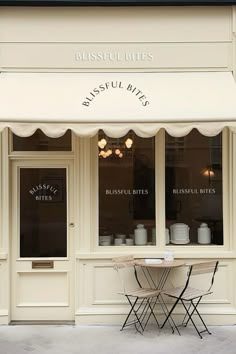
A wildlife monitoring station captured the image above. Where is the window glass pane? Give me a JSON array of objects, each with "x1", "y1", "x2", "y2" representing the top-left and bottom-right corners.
[
  {"x1": 99, "y1": 130, "x2": 155, "y2": 246},
  {"x1": 20, "y1": 168, "x2": 67, "y2": 257},
  {"x1": 13, "y1": 129, "x2": 72, "y2": 151},
  {"x1": 165, "y1": 130, "x2": 223, "y2": 246}
]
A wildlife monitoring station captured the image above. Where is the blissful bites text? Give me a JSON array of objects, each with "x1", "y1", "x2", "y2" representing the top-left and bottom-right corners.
[{"x1": 82, "y1": 81, "x2": 150, "y2": 107}]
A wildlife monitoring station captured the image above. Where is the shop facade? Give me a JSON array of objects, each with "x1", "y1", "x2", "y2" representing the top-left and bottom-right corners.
[{"x1": 0, "y1": 3, "x2": 236, "y2": 325}]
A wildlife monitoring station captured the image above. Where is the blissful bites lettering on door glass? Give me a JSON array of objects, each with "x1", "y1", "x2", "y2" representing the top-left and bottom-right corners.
[
  {"x1": 82, "y1": 81, "x2": 150, "y2": 107},
  {"x1": 29, "y1": 184, "x2": 58, "y2": 201}
]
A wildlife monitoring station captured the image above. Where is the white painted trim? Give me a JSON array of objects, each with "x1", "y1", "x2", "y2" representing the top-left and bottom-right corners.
[
  {"x1": 76, "y1": 251, "x2": 236, "y2": 259},
  {"x1": 0, "y1": 254, "x2": 8, "y2": 260},
  {"x1": 156, "y1": 129, "x2": 165, "y2": 250},
  {"x1": 233, "y1": 7, "x2": 236, "y2": 78},
  {"x1": 16, "y1": 303, "x2": 69, "y2": 308},
  {"x1": 233, "y1": 6, "x2": 236, "y2": 34},
  {"x1": 222, "y1": 129, "x2": 231, "y2": 252}
]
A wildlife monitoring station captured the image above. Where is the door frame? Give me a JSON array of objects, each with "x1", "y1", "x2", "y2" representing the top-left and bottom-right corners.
[{"x1": 10, "y1": 159, "x2": 75, "y2": 321}]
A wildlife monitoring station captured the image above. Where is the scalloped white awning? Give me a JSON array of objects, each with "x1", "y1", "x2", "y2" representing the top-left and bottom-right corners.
[{"x1": 0, "y1": 71, "x2": 236, "y2": 137}]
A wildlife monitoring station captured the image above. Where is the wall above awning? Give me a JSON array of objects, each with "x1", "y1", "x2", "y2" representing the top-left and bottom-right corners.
[{"x1": 0, "y1": 71, "x2": 236, "y2": 137}]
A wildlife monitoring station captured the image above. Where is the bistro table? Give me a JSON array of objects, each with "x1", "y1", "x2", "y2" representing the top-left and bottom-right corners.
[{"x1": 134, "y1": 259, "x2": 185, "y2": 334}]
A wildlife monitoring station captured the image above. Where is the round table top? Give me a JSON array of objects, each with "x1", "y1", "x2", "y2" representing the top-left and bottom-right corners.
[{"x1": 134, "y1": 259, "x2": 186, "y2": 268}]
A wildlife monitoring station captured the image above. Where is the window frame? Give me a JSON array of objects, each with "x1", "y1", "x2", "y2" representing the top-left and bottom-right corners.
[{"x1": 93, "y1": 128, "x2": 233, "y2": 256}]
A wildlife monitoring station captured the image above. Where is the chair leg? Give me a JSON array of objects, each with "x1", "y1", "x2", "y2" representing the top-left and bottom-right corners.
[
  {"x1": 182, "y1": 297, "x2": 201, "y2": 327},
  {"x1": 161, "y1": 297, "x2": 181, "y2": 330},
  {"x1": 189, "y1": 300, "x2": 211, "y2": 336},
  {"x1": 181, "y1": 298, "x2": 211, "y2": 336},
  {"x1": 142, "y1": 297, "x2": 160, "y2": 330},
  {"x1": 159, "y1": 294, "x2": 180, "y2": 335},
  {"x1": 181, "y1": 302, "x2": 192, "y2": 326},
  {"x1": 122, "y1": 296, "x2": 158, "y2": 334},
  {"x1": 121, "y1": 296, "x2": 144, "y2": 332},
  {"x1": 181, "y1": 299, "x2": 205, "y2": 339},
  {"x1": 134, "y1": 296, "x2": 160, "y2": 333},
  {"x1": 136, "y1": 299, "x2": 151, "y2": 332}
]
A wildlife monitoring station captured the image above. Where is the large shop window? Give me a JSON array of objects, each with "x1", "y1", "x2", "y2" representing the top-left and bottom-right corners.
[
  {"x1": 98, "y1": 131, "x2": 155, "y2": 246},
  {"x1": 165, "y1": 130, "x2": 223, "y2": 246}
]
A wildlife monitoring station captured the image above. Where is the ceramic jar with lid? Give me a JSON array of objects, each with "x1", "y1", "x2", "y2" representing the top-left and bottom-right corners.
[
  {"x1": 134, "y1": 224, "x2": 147, "y2": 246},
  {"x1": 197, "y1": 223, "x2": 211, "y2": 244},
  {"x1": 170, "y1": 223, "x2": 190, "y2": 244}
]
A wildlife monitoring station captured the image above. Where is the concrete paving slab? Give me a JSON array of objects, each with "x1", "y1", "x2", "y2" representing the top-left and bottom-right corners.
[{"x1": 0, "y1": 324, "x2": 236, "y2": 354}]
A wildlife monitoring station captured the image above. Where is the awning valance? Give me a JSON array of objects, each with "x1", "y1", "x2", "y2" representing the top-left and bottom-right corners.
[{"x1": 0, "y1": 72, "x2": 236, "y2": 137}]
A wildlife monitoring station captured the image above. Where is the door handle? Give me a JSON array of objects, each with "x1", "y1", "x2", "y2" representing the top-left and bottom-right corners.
[{"x1": 69, "y1": 222, "x2": 75, "y2": 227}]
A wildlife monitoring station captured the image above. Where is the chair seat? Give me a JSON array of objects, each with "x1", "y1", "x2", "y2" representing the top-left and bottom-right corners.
[
  {"x1": 120, "y1": 288, "x2": 161, "y2": 299},
  {"x1": 164, "y1": 286, "x2": 212, "y2": 301}
]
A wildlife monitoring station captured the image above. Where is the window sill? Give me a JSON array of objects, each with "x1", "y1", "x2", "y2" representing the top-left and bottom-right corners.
[{"x1": 76, "y1": 248, "x2": 236, "y2": 260}]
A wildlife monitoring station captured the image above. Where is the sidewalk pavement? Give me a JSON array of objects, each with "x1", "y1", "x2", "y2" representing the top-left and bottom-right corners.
[{"x1": 0, "y1": 324, "x2": 236, "y2": 354}]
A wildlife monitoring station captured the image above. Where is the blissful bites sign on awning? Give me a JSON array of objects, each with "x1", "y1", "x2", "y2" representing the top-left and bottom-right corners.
[{"x1": 82, "y1": 81, "x2": 150, "y2": 107}]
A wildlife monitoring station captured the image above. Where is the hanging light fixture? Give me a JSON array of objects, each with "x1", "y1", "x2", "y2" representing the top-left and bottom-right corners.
[
  {"x1": 201, "y1": 138, "x2": 216, "y2": 184},
  {"x1": 115, "y1": 148, "x2": 121, "y2": 155},
  {"x1": 98, "y1": 132, "x2": 134, "y2": 159},
  {"x1": 125, "y1": 138, "x2": 133, "y2": 149},
  {"x1": 98, "y1": 138, "x2": 107, "y2": 149},
  {"x1": 202, "y1": 166, "x2": 215, "y2": 185},
  {"x1": 202, "y1": 166, "x2": 215, "y2": 178}
]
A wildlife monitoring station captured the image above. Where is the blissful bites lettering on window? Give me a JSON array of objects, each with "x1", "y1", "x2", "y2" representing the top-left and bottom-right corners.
[
  {"x1": 29, "y1": 184, "x2": 58, "y2": 201},
  {"x1": 82, "y1": 81, "x2": 150, "y2": 107}
]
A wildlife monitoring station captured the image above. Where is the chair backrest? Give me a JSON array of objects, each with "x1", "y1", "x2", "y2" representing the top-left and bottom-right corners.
[
  {"x1": 186, "y1": 260, "x2": 219, "y2": 292},
  {"x1": 112, "y1": 255, "x2": 134, "y2": 270},
  {"x1": 112, "y1": 255, "x2": 137, "y2": 293}
]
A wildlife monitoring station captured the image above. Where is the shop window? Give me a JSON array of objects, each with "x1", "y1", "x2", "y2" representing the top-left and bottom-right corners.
[
  {"x1": 98, "y1": 130, "x2": 155, "y2": 246},
  {"x1": 12, "y1": 129, "x2": 72, "y2": 151},
  {"x1": 165, "y1": 130, "x2": 223, "y2": 246}
]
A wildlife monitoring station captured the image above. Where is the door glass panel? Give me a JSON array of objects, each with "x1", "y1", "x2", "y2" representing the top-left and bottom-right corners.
[{"x1": 20, "y1": 168, "x2": 67, "y2": 257}]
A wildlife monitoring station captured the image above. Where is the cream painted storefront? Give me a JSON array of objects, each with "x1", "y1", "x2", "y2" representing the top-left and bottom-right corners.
[{"x1": 0, "y1": 5, "x2": 236, "y2": 324}]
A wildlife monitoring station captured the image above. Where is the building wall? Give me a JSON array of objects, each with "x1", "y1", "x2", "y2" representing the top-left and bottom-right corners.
[
  {"x1": 0, "y1": 6, "x2": 236, "y2": 324},
  {"x1": 0, "y1": 6, "x2": 234, "y2": 72}
]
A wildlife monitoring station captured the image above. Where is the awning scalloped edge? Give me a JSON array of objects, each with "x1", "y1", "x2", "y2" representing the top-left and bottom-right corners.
[{"x1": 0, "y1": 121, "x2": 235, "y2": 138}]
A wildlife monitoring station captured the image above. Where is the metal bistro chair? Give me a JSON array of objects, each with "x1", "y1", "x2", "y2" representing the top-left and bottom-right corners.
[
  {"x1": 161, "y1": 260, "x2": 219, "y2": 338},
  {"x1": 112, "y1": 255, "x2": 161, "y2": 333}
]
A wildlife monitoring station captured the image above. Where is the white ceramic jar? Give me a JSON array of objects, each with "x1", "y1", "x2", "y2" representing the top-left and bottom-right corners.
[
  {"x1": 134, "y1": 224, "x2": 147, "y2": 246},
  {"x1": 197, "y1": 223, "x2": 211, "y2": 244}
]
